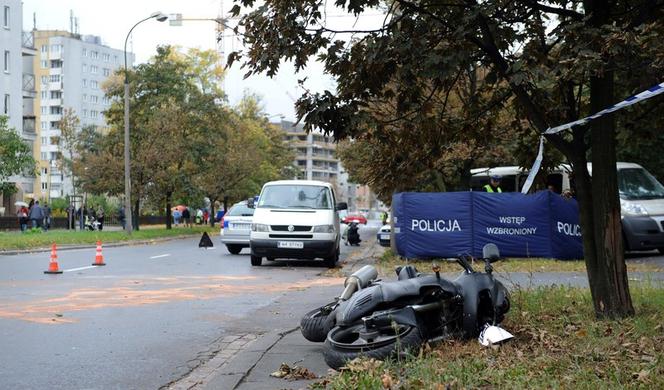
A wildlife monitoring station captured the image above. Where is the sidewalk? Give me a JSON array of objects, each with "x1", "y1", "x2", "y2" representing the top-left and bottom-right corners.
[{"x1": 161, "y1": 241, "x2": 385, "y2": 390}]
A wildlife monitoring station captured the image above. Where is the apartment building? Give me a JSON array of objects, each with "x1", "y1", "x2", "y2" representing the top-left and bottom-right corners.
[
  {"x1": 279, "y1": 120, "x2": 339, "y2": 182},
  {"x1": 32, "y1": 30, "x2": 129, "y2": 200},
  {"x1": 0, "y1": 0, "x2": 37, "y2": 215}
]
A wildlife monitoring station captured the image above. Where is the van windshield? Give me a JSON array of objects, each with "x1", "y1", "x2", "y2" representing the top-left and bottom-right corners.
[
  {"x1": 618, "y1": 168, "x2": 664, "y2": 200},
  {"x1": 258, "y1": 185, "x2": 333, "y2": 210}
]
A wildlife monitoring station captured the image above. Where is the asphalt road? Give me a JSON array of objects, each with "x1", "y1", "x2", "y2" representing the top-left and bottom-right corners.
[{"x1": 0, "y1": 224, "x2": 378, "y2": 390}]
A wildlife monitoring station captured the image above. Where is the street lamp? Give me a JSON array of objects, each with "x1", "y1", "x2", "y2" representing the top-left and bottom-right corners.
[{"x1": 123, "y1": 11, "x2": 168, "y2": 234}]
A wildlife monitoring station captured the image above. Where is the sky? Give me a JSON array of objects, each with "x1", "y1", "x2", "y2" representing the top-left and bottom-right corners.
[{"x1": 22, "y1": 0, "x2": 385, "y2": 122}]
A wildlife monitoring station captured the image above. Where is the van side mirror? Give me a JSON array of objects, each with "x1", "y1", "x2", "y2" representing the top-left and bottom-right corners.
[
  {"x1": 247, "y1": 198, "x2": 255, "y2": 209},
  {"x1": 335, "y1": 202, "x2": 347, "y2": 211}
]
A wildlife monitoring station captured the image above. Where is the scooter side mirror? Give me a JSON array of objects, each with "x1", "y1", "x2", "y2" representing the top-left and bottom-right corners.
[{"x1": 482, "y1": 243, "x2": 500, "y2": 261}]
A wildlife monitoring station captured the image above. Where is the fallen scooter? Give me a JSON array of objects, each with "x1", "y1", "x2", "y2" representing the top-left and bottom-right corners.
[{"x1": 300, "y1": 243, "x2": 512, "y2": 370}]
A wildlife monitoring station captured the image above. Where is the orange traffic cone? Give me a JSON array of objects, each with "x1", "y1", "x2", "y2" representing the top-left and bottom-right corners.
[
  {"x1": 92, "y1": 240, "x2": 106, "y2": 266},
  {"x1": 44, "y1": 243, "x2": 63, "y2": 274}
]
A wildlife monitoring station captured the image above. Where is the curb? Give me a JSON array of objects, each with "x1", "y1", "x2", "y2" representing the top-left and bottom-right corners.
[{"x1": 0, "y1": 233, "x2": 203, "y2": 256}]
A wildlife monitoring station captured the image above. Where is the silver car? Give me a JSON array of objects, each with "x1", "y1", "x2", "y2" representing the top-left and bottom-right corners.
[{"x1": 220, "y1": 201, "x2": 254, "y2": 254}]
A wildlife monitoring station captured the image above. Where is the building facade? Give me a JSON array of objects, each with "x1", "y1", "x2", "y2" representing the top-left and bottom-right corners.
[
  {"x1": 31, "y1": 30, "x2": 129, "y2": 200},
  {"x1": 0, "y1": 0, "x2": 37, "y2": 215},
  {"x1": 279, "y1": 120, "x2": 339, "y2": 183}
]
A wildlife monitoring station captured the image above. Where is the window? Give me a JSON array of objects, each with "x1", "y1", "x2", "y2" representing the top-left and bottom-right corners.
[
  {"x1": 3, "y1": 50, "x2": 9, "y2": 72},
  {"x1": 42, "y1": 168, "x2": 48, "y2": 175},
  {"x1": 90, "y1": 80, "x2": 98, "y2": 89},
  {"x1": 103, "y1": 68, "x2": 110, "y2": 76},
  {"x1": 50, "y1": 121, "x2": 58, "y2": 129},
  {"x1": 49, "y1": 74, "x2": 60, "y2": 82},
  {"x1": 90, "y1": 65, "x2": 98, "y2": 74},
  {"x1": 41, "y1": 60, "x2": 48, "y2": 68},
  {"x1": 82, "y1": 48, "x2": 87, "y2": 57},
  {"x1": 3, "y1": 94, "x2": 8, "y2": 114},
  {"x1": 82, "y1": 64, "x2": 87, "y2": 73},
  {"x1": 82, "y1": 79, "x2": 87, "y2": 87},
  {"x1": 40, "y1": 106, "x2": 47, "y2": 114},
  {"x1": 90, "y1": 95, "x2": 98, "y2": 104},
  {"x1": 90, "y1": 110, "x2": 98, "y2": 118},
  {"x1": 41, "y1": 152, "x2": 48, "y2": 160},
  {"x1": 3, "y1": 6, "x2": 9, "y2": 28},
  {"x1": 102, "y1": 53, "x2": 110, "y2": 62},
  {"x1": 50, "y1": 106, "x2": 62, "y2": 115},
  {"x1": 114, "y1": 55, "x2": 118, "y2": 63},
  {"x1": 41, "y1": 75, "x2": 48, "y2": 84},
  {"x1": 102, "y1": 96, "x2": 110, "y2": 105},
  {"x1": 82, "y1": 109, "x2": 88, "y2": 117},
  {"x1": 50, "y1": 91, "x2": 61, "y2": 99},
  {"x1": 82, "y1": 93, "x2": 87, "y2": 102},
  {"x1": 41, "y1": 121, "x2": 47, "y2": 130},
  {"x1": 41, "y1": 45, "x2": 47, "y2": 53},
  {"x1": 50, "y1": 60, "x2": 62, "y2": 68},
  {"x1": 50, "y1": 44, "x2": 60, "y2": 52},
  {"x1": 41, "y1": 137, "x2": 47, "y2": 145},
  {"x1": 91, "y1": 51, "x2": 98, "y2": 59},
  {"x1": 41, "y1": 182, "x2": 48, "y2": 191},
  {"x1": 40, "y1": 91, "x2": 47, "y2": 99}
]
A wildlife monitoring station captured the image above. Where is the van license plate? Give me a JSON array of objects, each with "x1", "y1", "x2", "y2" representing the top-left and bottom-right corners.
[
  {"x1": 380, "y1": 234, "x2": 390, "y2": 240},
  {"x1": 278, "y1": 241, "x2": 304, "y2": 249}
]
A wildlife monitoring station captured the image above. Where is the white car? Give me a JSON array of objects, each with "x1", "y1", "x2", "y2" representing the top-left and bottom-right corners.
[
  {"x1": 377, "y1": 224, "x2": 391, "y2": 247},
  {"x1": 220, "y1": 201, "x2": 254, "y2": 254}
]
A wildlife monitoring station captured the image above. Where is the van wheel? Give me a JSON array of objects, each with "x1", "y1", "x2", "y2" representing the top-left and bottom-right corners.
[
  {"x1": 251, "y1": 256, "x2": 262, "y2": 266},
  {"x1": 324, "y1": 248, "x2": 339, "y2": 268}
]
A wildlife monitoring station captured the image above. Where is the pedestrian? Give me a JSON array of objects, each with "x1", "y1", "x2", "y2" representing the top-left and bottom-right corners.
[
  {"x1": 203, "y1": 209, "x2": 209, "y2": 225},
  {"x1": 118, "y1": 206, "x2": 126, "y2": 230},
  {"x1": 182, "y1": 207, "x2": 191, "y2": 227},
  {"x1": 195, "y1": 209, "x2": 203, "y2": 225},
  {"x1": 173, "y1": 208, "x2": 181, "y2": 226},
  {"x1": 43, "y1": 202, "x2": 52, "y2": 231},
  {"x1": 97, "y1": 206, "x2": 105, "y2": 231},
  {"x1": 17, "y1": 205, "x2": 28, "y2": 232},
  {"x1": 28, "y1": 200, "x2": 44, "y2": 229},
  {"x1": 215, "y1": 209, "x2": 225, "y2": 223},
  {"x1": 381, "y1": 211, "x2": 388, "y2": 226},
  {"x1": 483, "y1": 175, "x2": 503, "y2": 193}
]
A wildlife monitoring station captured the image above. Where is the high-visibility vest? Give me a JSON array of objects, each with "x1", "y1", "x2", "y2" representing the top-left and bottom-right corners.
[{"x1": 484, "y1": 184, "x2": 502, "y2": 193}]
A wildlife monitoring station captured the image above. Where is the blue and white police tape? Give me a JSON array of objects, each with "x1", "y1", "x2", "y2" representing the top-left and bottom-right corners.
[{"x1": 521, "y1": 81, "x2": 664, "y2": 194}]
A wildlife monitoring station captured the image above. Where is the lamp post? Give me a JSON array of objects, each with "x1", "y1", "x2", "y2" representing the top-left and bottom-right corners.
[{"x1": 123, "y1": 11, "x2": 168, "y2": 234}]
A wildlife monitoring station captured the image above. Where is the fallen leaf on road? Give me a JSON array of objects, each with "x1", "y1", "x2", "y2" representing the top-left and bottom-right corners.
[{"x1": 270, "y1": 362, "x2": 317, "y2": 381}]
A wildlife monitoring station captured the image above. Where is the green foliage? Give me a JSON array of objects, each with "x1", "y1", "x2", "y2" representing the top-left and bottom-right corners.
[{"x1": 0, "y1": 116, "x2": 36, "y2": 194}]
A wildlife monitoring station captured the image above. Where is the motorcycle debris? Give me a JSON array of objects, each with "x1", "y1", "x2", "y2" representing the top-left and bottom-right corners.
[
  {"x1": 478, "y1": 324, "x2": 514, "y2": 347},
  {"x1": 269, "y1": 362, "x2": 317, "y2": 381}
]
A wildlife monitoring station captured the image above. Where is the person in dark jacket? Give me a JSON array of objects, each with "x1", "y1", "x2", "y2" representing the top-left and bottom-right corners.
[{"x1": 28, "y1": 201, "x2": 44, "y2": 229}]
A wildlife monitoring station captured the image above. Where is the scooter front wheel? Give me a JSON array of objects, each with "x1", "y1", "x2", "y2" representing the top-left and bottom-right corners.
[
  {"x1": 300, "y1": 304, "x2": 336, "y2": 342},
  {"x1": 323, "y1": 323, "x2": 422, "y2": 370}
]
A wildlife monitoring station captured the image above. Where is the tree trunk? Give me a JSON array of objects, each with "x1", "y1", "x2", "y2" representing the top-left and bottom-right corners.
[
  {"x1": 585, "y1": 71, "x2": 634, "y2": 318},
  {"x1": 165, "y1": 191, "x2": 172, "y2": 230},
  {"x1": 209, "y1": 197, "x2": 216, "y2": 227},
  {"x1": 579, "y1": 0, "x2": 634, "y2": 318},
  {"x1": 223, "y1": 196, "x2": 229, "y2": 212}
]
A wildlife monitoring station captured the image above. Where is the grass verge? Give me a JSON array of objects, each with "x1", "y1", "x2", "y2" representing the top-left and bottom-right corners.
[
  {"x1": 313, "y1": 282, "x2": 664, "y2": 389},
  {"x1": 0, "y1": 226, "x2": 216, "y2": 251},
  {"x1": 377, "y1": 249, "x2": 664, "y2": 274}
]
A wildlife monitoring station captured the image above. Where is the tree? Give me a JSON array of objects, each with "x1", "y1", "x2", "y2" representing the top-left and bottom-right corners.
[
  {"x1": 230, "y1": 0, "x2": 664, "y2": 318},
  {"x1": 0, "y1": 116, "x2": 36, "y2": 195},
  {"x1": 56, "y1": 108, "x2": 81, "y2": 195}
]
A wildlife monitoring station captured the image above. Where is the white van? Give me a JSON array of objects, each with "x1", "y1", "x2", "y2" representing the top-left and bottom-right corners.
[
  {"x1": 471, "y1": 162, "x2": 664, "y2": 252},
  {"x1": 248, "y1": 180, "x2": 347, "y2": 267}
]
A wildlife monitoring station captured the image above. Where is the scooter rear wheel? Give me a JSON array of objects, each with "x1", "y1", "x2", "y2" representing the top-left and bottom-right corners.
[{"x1": 323, "y1": 323, "x2": 422, "y2": 370}]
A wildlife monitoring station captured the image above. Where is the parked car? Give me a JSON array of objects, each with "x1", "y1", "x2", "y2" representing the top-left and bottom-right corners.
[
  {"x1": 376, "y1": 224, "x2": 391, "y2": 247},
  {"x1": 248, "y1": 180, "x2": 347, "y2": 267},
  {"x1": 342, "y1": 214, "x2": 367, "y2": 225},
  {"x1": 220, "y1": 201, "x2": 255, "y2": 254}
]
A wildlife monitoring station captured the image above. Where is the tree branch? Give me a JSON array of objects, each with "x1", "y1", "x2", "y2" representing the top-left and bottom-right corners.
[{"x1": 520, "y1": 0, "x2": 585, "y2": 20}]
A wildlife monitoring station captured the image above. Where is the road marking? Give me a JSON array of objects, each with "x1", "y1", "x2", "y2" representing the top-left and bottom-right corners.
[
  {"x1": 63, "y1": 266, "x2": 97, "y2": 273},
  {"x1": 150, "y1": 254, "x2": 171, "y2": 259}
]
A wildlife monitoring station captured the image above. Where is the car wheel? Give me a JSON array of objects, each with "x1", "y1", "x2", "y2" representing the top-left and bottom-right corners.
[
  {"x1": 226, "y1": 245, "x2": 242, "y2": 255},
  {"x1": 324, "y1": 247, "x2": 339, "y2": 268},
  {"x1": 250, "y1": 255, "x2": 262, "y2": 266}
]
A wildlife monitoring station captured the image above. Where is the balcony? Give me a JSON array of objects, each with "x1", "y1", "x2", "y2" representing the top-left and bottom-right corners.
[
  {"x1": 22, "y1": 73, "x2": 36, "y2": 98},
  {"x1": 22, "y1": 32, "x2": 37, "y2": 56},
  {"x1": 22, "y1": 117, "x2": 36, "y2": 135},
  {"x1": 48, "y1": 81, "x2": 63, "y2": 91}
]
